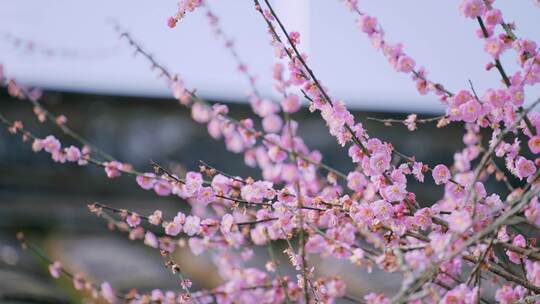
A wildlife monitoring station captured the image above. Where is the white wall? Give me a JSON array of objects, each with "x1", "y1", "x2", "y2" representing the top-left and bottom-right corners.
[{"x1": 1, "y1": 1, "x2": 538, "y2": 113}]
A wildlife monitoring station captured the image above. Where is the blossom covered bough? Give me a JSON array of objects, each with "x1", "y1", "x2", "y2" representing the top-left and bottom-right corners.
[{"x1": 2, "y1": 0, "x2": 540, "y2": 303}]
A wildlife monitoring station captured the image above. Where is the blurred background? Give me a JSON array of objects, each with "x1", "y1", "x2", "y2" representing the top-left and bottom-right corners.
[{"x1": 1, "y1": 1, "x2": 539, "y2": 303}]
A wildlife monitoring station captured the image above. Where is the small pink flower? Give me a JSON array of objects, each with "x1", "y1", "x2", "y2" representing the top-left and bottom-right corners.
[
  {"x1": 459, "y1": 0, "x2": 485, "y2": 18},
  {"x1": 372, "y1": 200, "x2": 394, "y2": 220},
  {"x1": 184, "y1": 215, "x2": 201, "y2": 236},
  {"x1": 484, "y1": 37, "x2": 504, "y2": 58},
  {"x1": 43, "y1": 135, "x2": 61, "y2": 153},
  {"x1": 282, "y1": 94, "x2": 301, "y2": 113},
  {"x1": 483, "y1": 9, "x2": 503, "y2": 27},
  {"x1": 404, "y1": 250, "x2": 428, "y2": 273},
  {"x1": 241, "y1": 181, "x2": 274, "y2": 203},
  {"x1": 73, "y1": 273, "x2": 84, "y2": 290},
  {"x1": 412, "y1": 162, "x2": 425, "y2": 182},
  {"x1": 100, "y1": 282, "x2": 116, "y2": 303},
  {"x1": 180, "y1": 278, "x2": 192, "y2": 290},
  {"x1": 498, "y1": 226, "x2": 511, "y2": 242},
  {"x1": 368, "y1": 152, "x2": 391, "y2": 175},
  {"x1": 525, "y1": 260, "x2": 540, "y2": 286},
  {"x1": 305, "y1": 234, "x2": 326, "y2": 253},
  {"x1": 136, "y1": 173, "x2": 156, "y2": 190},
  {"x1": 525, "y1": 197, "x2": 540, "y2": 227},
  {"x1": 347, "y1": 171, "x2": 367, "y2": 192},
  {"x1": 357, "y1": 15, "x2": 378, "y2": 34},
  {"x1": 396, "y1": 55, "x2": 415, "y2": 73},
  {"x1": 104, "y1": 161, "x2": 123, "y2": 178},
  {"x1": 188, "y1": 237, "x2": 205, "y2": 255},
  {"x1": 515, "y1": 156, "x2": 536, "y2": 180},
  {"x1": 126, "y1": 213, "x2": 141, "y2": 228},
  {"x1": 48, "y1": 261, "x2": 62, "y2": 279},
  {"x1": 78, "y1": 146, "x2": 90, "y2": 166},
  {"x1": 220, "y1": 214, "x2": 234, "y2": 234},
  {"x1": 148, "y1": 210, "x2": 162, "y2": 225},
  {"x1": 507, "y1": 234, "x2": 526, "y2": 263},
  {"x1": 32, "y1": 139, "x2": 44, "y2": 152},
  {"x1": 164, "y1": 221, "x2": 182, "y2": 236},
  {"x1": 167, "y1": 17, "x2": 177, "y2": 28},
  {"x1": 364, "y1": 293, "x2": 390, "y2": 304},
  {"x1": 252, "y1": 99, "x2": 278, "y2": 117},
  {"x1": 250, "y1": 225, "x2": 267, "y2": 245},
  {"x1": 459, "y1": 99, "x2": 482, "y2": 122},
  {"x1": 447, "y1": 210, "x2": 471, "y2": 233},
  {"x1": 495, "y1": 285, "x2": 526, "y2": 304},
  {"x1": 432, "y1": 164, "x2": 451, "y2": 185},
  {"x1": 211, "y1": 174, "x2": 232, "y2": 193},
  {"x1": 289, "y1": 31, "x2": 300, "y2": 45},
  {"x1": 184, "y1": 171, "x2": 203, "y2": 197},
  {"x1": 262, "y1": 114, "x2": 283, "y2": 133},
  {"x1": 191, "y1": 103, "x2": 212, "y2": 123},
  {"x1": 325, "y1": 278, "x2": 346, "y2": 298},
  {"x1": 380, "y1": 183, "x2": 407, "y2": 202},
  {"x1": 430, "y1": 233, "x2": 451, "y2": 257},
  {"x1": 196, "y1": 186, "x2": 215, "y2": 205},
  {"x1": 51, "y1": 150, "x2": 66, "y2": 163},
  {"x1": 320, "y1": 209, "x2": 338, "y2": 228},
  {"x1": 171, "y1": 79, "x2": 187, "y2": 102},
  {"x1": 413, "y1": 208, "x2": 432, "y2": 230},
  {"x1": 513, "y1": 38, "x2": 538, "y2": 55},
  {"x1": 65, "y1": 146, "x2": 81, "y2": 162},
  {"x1": 404, "y1": 113, "x2": 418, "y2": 131},
  {"x1": 350, "y1": 248, "x2": 365, "y2": 264},
  {"x1": 151, "y1": 289, "x2": 164, "y2": 302},
  {"x1": 144, "y1": 231, "x2": 159, "y2": 248},
  {"x1": 153, "y1": 179, "x2": 172, "y2": 196},
  {"x1": 508, "y1": 85, "x2": 524, "y2": 106},
  {"x1": 173, "y1": 212, "x2": 186, "y2": 225},
  {"x1": 441, "y1": 284, "x2": 478, "y2": 304},
  {"x1": 528, "y1": 136, "x2": 540, "y2": 154}
]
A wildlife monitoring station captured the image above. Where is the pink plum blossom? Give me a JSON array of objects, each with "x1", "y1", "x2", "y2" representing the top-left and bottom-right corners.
[
  {"x1": 100, "y1": 282, "x2": 116, "y2": 303},
  {"x1": 368, "y1": 152, "x2": 391, "y2": 175},
  {"x1": 459, "y1": 0, "x2": 485, "y2": 18},
  {"x1": 484, "y1": 9, "x2": 503, "y2": 27},
  {"x1": 164, "y1": 221, "x2": 182, "y2": 236},
  {"x1": 432, "y1": 164, "x2": 451, "y2": 185},
  {"x1": 528, "y1": 135, "x2": 540, "y2": 154},
  {"x1": 136, "y1": 173, "x2": 156, "y2": 190},
  {"x1": 43, "y1": 135, "x2": 61, "y2": 153},
  {"x1": 220, "y1": 214, "x2": 234, "y2": 234},
  {"x1": 144, "y1": 231, "x2": 159, "y2": 248},
  {"x1": 495, "y1": 285, "x2": 526, "y2": 304},
  {"x1": 167, "y1": 17, "x2": 177, "y2": 28},
  {"x1": 148, "y1": 210, "x2": 162, "y2": 225},
  {"x1": 507, "y1": 234, "x2": 526, "y2": 264},
  {"x1": 153, "y1": 179, "x2": 172, "y2": 196},
  {"x1": 183, "y1": 215, "x2": 201, "y2": 236},
  {"x1": 65, "y1": 146, "x2": 81, "y2": 162},
  {"x1": 126, "y1": 213, "x2": 141, "y2": 228},
  {"x1": 515, "y1": 156, "x2": 536, "y2": 180},
  {"x1": 396, "y1": 55, "x2": 415, "y2": 73},
  {"x1": 447, "y1": 210, "x2": 472, "y2": 233},
  {"x1": 357, "y1": 15, "x2": 378, "y2": 34},
  {"x1": 48, "y1": 261, "x2": 62, "y2": 279},
  {"x1": 282, "y1": 94, "x2": 301, "y2": 113},
  {"x1": 104, "y1": 161, "x2": 124, "y2": 178}
]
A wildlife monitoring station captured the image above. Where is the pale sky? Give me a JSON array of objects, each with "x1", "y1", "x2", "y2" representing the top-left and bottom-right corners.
[{"x1": 1, "y1": 1, "x2": 539, "y2": 113}]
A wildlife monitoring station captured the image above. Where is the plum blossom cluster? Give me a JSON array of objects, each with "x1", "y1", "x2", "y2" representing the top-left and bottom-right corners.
[
  {"x1": 3, "y1": 0, "x2": 540, "y2": 303},
  {"x1": 167, "y1": 0, "x2": 204, "y2": 28},
  {"x1": 342, "y1": 0, "x2": 452, "y2": 99}
]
